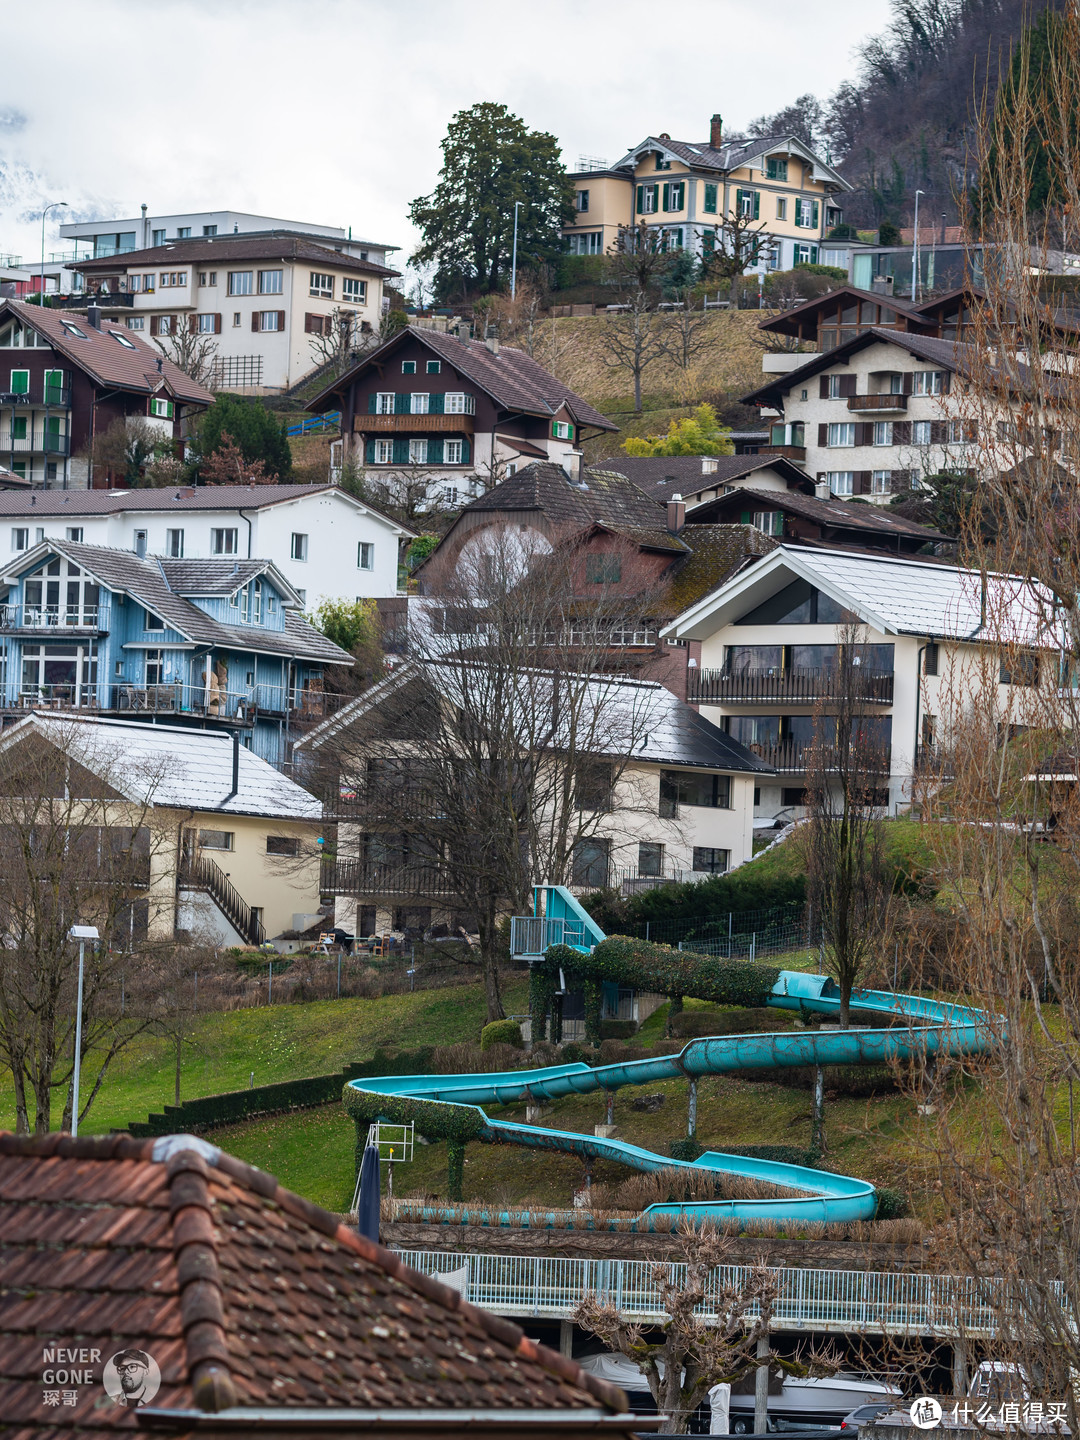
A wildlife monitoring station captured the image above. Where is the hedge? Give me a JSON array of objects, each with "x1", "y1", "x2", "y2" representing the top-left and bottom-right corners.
[
  {"x1": 340, "y1": 1082, "x2": 487, "y2": 1145},
  {"x1": 480, "y1": 1019, "x2": 523, "y2": 1051},
  {"x1": 126, "y1": 1046, "x2": 436, "y2": 1136}
]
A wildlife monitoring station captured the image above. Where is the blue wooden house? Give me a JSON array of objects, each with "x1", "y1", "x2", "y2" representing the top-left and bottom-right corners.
[{"x1": 0, "y1": 540, "x2": 352, "y2": 768}]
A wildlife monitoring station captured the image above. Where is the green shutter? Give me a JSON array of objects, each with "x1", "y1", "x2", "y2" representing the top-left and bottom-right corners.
[
  {"x1": 365, "y1": 439, "x2": 376, "y2": 463},
  {"x1": 636, "y1": 184, "x2": 644, "y2": 214},
  {"x1": 662, "y1": 182, "x2": 670, "y2": 212},
  {"x1": 753, "y1": 191, "x2": 760, "y2": 220},
  {"x1": 811, "y1": 246, "x2": 819, "y2": 264},
  {"x1": 429, "y1": 392, "x2": 444, "y2": 414},
  {"x1": 429, "y1": 437, "x2": 444, "y2": 464},
  {"x1": 461, "y1": 437, "x2": 471, "y2": 464},
  {"x1": 395, "y1": 392, "x2": 409, "y2": 414},
  {"x1": 367, "y1": 393, "x2": 377, "y2": 414},
  {"x1": 10, "y1": 370, "x2": 28, "y2": 395},
  {"x1": 704, "y1": 183, "x2": 717, "y2": 213},
  {"x1": 812, "y1": 200, "x2": 820, "y2": 228},
  {"x1": 794, "y1": 198, "x2": 802, "y2": 226},
  {"x1": 740, "y1": 510, "x2": 751, "y2": 524},
  {"x1": 392, "y1": 437, "x2": 409, "y2": 464}
]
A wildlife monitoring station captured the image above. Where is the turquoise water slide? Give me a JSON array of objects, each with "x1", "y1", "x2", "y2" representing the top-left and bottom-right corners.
[{"x1": 349, "y1": 897, "x2": 998, "y2": 1226}]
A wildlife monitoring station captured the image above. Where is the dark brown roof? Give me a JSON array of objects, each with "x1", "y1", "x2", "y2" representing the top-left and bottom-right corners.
[
  {"x1": 72, "y1": 236, "x2": 398, "y2": 281},
  {"x1": 463, "y1": 462, "x2": 667, "y2": 530},
  {"x1": 308, "y1": 326, "x2": 617, "y2": 432},
  {"x1": 2, "y1": 301, "x2": 213, "y2": 407},
  {"x1": 0, "y1": 1131, "x2": 633, "y2": 1436},
  {"x1": 695, "y1": 486, "x2": 948, "y2": 541},
  {"x1": 607, "y1": 454, "x2": 813, "y2": 500},
  {"x1": 742, "y1": 328, "x2": 971, "y2": 409},
  {"x1": 757, "y1": 285, "x2": 933, "y2": 339},
  {"x1": 664, "y1": 524, "x2": 776, "y2": 612}
]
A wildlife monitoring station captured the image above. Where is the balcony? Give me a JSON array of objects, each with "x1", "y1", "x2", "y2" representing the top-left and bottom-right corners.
[
  {"x1": 356, "y1": 413, "x2": 475, "y2": 434},
  {"x1": 0, "y1": 602, "x2": 109, "y2": 633},
  {"x1": 761, "y1": 445, "x2": 806, "y2": 462},
  {"x1": 847, "y1": 394, "x2": 907, "y2": 413},
  {"x1": 747, "y1": 741, "x2": 892, "y2": 774},
  {"x1": 64, "y1": 292, "x2": 134, "y2": 309},
  {"x1": 0, "y1": 679, "x2": 346, "y2": 722},
  {"x1": 689, "y1": 666, "x2": 894, "y2": 706},
  {"x1": 319, "y1": 857, "x2": 460, "y2": 898},
  {"x1": 43, "y1": 432, "x2": 71, "y2": 456}
]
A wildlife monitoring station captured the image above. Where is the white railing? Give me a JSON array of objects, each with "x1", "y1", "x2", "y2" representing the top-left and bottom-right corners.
[
  {"x1": 393, "y1": 1250, "x2": 1063, "y2": 1338},
  {"x1": 509, "y1": 915, "x2": 587, "y2": 958}
]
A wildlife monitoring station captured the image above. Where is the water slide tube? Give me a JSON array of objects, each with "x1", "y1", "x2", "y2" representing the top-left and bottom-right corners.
[{"x1": 348, "y1": 911, "x2": 999, "y2": 1227}]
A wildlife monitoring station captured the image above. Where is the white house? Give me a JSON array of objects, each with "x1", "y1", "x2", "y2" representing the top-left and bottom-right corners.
[
  {"x1": 663, "y1": 544, "x2": 1050, "y2": 823},
  {"x1": 0, "y1": 483, "x2": 412, "y2": 609}
]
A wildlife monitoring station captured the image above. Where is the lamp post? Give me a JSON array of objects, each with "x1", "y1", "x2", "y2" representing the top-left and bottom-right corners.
[
  {"x1": 910, "y1": 190, "x2": 925, "y2": 302},
  {"x1": 68, "y1": 924, "x2": 100, "y2": 1136},
  {"x1": 510, "y1": 200, "x2": 522, "y2": 300},
  {"x1": 40, "y1": 202, "x2": 68, "y2": 309}
]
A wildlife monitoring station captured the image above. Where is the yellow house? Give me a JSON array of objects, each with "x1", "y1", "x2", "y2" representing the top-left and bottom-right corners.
[{"x1": 565, "y1": 115, "x2": 852, "y2": 272}]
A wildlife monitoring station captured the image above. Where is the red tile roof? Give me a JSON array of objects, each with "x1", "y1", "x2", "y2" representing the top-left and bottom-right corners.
[
  {"x1": 2, "y1": 301, "x2": 214, "y2": 407},
  {"x1": 0, "y1": 1132, "x2": 636, "y2": 1439}
]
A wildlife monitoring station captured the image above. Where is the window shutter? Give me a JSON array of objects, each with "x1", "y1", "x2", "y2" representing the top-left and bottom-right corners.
[
  {"x1": 839, "y1": 375, "x2": 857, "y2": 397},
  {"x1": 740, "y1": 509, "x2": 751, "y2": 524},
  {"x1": 902, "y1": 372, "x2": 914, "y2": 394},
  {"x1": 856, "y1": 471, "x2": 872, "y2": 494},
  {"x1": 941, "y1": 371, "x2": 952, "y2": 393},
  {"x1": 251, "y1": 312, "x2": 260, "y2": 332},
  {"x1": 150, "y1": 316, "x2": 160, "y2": 337},
  {"x1": 812, "y1": 201, "x2": 820, "y2": 228},
  {"x1": 392, "y1": 437, "x2": 409, "y2": 465},
  {"x1": 277, "y1": 311, "x2": 286, "y2": 332},
  {"x1": 429, "y1": 392, "x2": 444, "y2": 414},
  {"x1": 187, "y1": 315, "x2": 197, "y2": 334},
  {"x1": 364, "y1": 439, "x2": 375, "y2": 463},
  {"x1": 858, "y1": 423, "x2": 874, "y2": 445},
  {"x1": 395, "y1": 392, "x2": 409, "y2": 414},
  {"x1": 819, "y1": 376, "x2": 829, "y2": 400},
  {"x1": 214, "y1": 313, "x2": 222, "y2": 334},
  {"x1": 636, "y1": 184, "x2": 644, "y2": 214},
  {"x1": 461, "y1": 437, "x2": 471, "y2": 464},
  {"x1": 305, "y1": 313, "x2": 317, "y2": 334},
  {"x1": 368, "y1": 393, "x2": 377, "y2": 414},
  {"x1": 930, "y1": 420, "x2": 947, "y2": 444},
  {"x1": 795, "y1": 198, "x2": 802, "y2": 226},
  {"x1": 818, "y1": 423, "x2": 828, "y2": 446},
  {"x1": 894, "y1": 421, "x2": 911, "y2": 443},
  {"x1": 753, "y1": 191, "x2": 760, "y2": 220},
  {"x1": 429, "y1": 437, "x2": 444, "y2": 464},
  {"x1": 662, "y1": 182, "x2": 670, "y2": 211},
  {"x1": 676, "y1": 182, "x2": 684, "y2": 208}
]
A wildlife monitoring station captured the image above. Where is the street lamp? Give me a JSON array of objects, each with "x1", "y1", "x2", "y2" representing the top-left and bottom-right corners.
[
  {"x1": 40, "y1": 202, "x2": 69, "y2": 310},
  {"x1": 910, "y1": 190, "x2": 925, "y2": 302},
  {"x1": 68, "y1": 924, "x2": 99, "y2": 1136},
  {"x1": 510, "y1": 200, "x2": 522, "y2": 300}
]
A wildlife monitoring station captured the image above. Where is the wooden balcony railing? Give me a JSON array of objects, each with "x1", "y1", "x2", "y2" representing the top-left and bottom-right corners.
[
  {"x1": 354, "y1": 414, "x2": 475, "y2": 434},
  {"x1": 847, "y1": 393, "x2": 908, "y2": 412}
]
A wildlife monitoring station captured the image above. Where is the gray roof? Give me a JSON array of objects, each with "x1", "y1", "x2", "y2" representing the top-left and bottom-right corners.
[
  {"x1": 159, "y1": 557, "x2": 282, "y2": 598},
  {"x1": 608, "y1": 454, "x2": 812, "y2": 500},
  {"x1": 700, "y1": 486, "x2": 947, "y2": 541},
  {"x1": 1, "y1": 713, "x2": 321, "y2": 819},
  {"x1": 617, "y1": 132, "x2": 850, "y2": 189},
  {"x1": 0, "y1": 540, "x2": 352, "y2": 666}
]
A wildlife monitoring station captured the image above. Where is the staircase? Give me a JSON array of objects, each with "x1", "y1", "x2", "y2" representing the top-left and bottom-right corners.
[{"x1": 179, "y1": 854, "x2": 265, "y2": 947}]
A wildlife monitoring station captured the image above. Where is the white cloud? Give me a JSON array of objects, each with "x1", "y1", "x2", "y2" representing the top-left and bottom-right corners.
[{"x1": 0, "y1": 0, "x2": 891, "y2": 265}]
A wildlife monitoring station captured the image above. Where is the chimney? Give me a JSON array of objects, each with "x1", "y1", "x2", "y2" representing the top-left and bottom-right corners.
[
  {"x1": 485, "y1": 325, "x2": 499, "y2": 356},
  {"x1": 710, "y1": 113, "x2": 723, "y2": 148},
  {"x1": 86, "y1": 304, "x2": 101, "y2": 330},
  {"x1": 815, "y1": 480, "x2": 831, "y2": 501},
  {"x1": 871, "y1": 274, "x2": 894, "y2": 296},
  {"x1": 667, "y1": 493, "x2": 686, "y2": 534},
  {"x1": 563, "y1": 451, "x2": 583, "y2": 484}
]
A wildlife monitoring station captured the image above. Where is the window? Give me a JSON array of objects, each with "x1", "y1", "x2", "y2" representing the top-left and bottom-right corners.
[
  {"x1": 781, "y1": 788, "x2": 808, "y2": 807},
  {"x1": 232, "y1": 313, "x2": 241, "y2": 326},
  {"x1": 575, "y1": 763, "x2": 613, "y2": 813},
  {"x1": 133, "y1": 529, "x2": 147, "y2": 557},
  {"x1": 552, "y1": 420, "x2": 573, "y2": 440},
  {"x1": 703, "y1": 182, "x2": 718, "y2": 213},
  {"x1": 765, "y1": 156, "x2": 789, "y2": 181},
  {"x1": 127, "y1": 316, "x2": 145, "y2": 330},
  {"x1": 445, "y1": 392, "x2": 474, "y2": 414},
  {"x1": 258, "y1": 269, "x2": 283, "y2": 294},
  {"x1": 309, "y1": 272, "x2": 333, "y2": 298},
  {"x1": 638, "y1": 842, "x2": 664, "y2": 878},
  {"x1": 948, "y1": 418, "x2": 977, "y2": 444},
  {"x1": 9, "y1": 369, "x2": 28, "y2": 395},
  {"x1": 152, "y1": 229, "x2": 166, "y2": 246},
  {"x1": 586, "y1": 554, "x2": 621, "y2": 584},
  {"x1": 752, "y1": 510, "x2": 784, "y2": 536},
  {"x1": 443, "y1": 486, "x2": 459, "y2": 505},
  {"x1": 737, "y1": 188, "x2": 759, "y2": 218},
  {"x1": 794, "y1": 198, "x2": 820, "y2": 229},
  {"x1": 145, "y1": 649, "x2": 164, "y2": 685},
  {"x1": 150, "y1": 398, "x2": 174, "y2": 419},
  {"x1": 61, "y1": 322, "x2": 86, "y2": 339},
  {"x1": 211, "y1": 527, "x2": 238, "y2": 555},
  {"x1": 426, "y1": 359, "x2": 441, "y2": 374},
  {"x1": 444, "y1": 439, "x2": 463, "y2": 464},
  {"x1": 912, "y1": 370, "x2": 945, "y2": 396},
  {"x1": 66, "y1": 527, "x2": 84, "y2": 543},
  {"x1": 177, "y1": 227, "x2": 191, "y2": 239},
  {"x1": 913, "y1": 420, "x2": 933, "y2": 445},
  {"x1": 166, "y1": 528, "x2": 184, "y2": 558},
  {"x1": 576, "y1": 189, "x2": 590, "y2": 212},
  {"x1": 793, "y1": 242, "x2": 818, "y2": 264},
  {"x1": 376, "y1": 392, "x2": 395, "y2": 414},
  {"x1": 197, "y1": 313, "x2": 217, "y2": 333},
  {"x1": 410, "y1": 393, "x2": 429, "y2": 413},
  {"x1": 227, "y1": 271, "x2": 253, "y2": 296},
  {"x1": 571, "y1": 837, "x2": 610, "y2": 889},
  {"x1": 827, "y1": 423, "x2": 855, "y2": 447},
  {"x1": 401, "y1": 361, "x2": 416, "y2": 375},
  {"x1": 291, "y1": 532, "x2": 308, "y2": 562},
  {"x1": 11, "y1": 528, "x2": 27, "y2": 551},
  {"x1": 872, "y1": 421, "x2": 893, "y2": 446},
  {"x1": 776, "y1": 197, "x2": 788, "y2": 220},
  {"x1": 827, "y1": 375, "x2": 852, "y2": 399},
  {"x1": 145, "y1": 607, "x2": 163, "y2": 630},
  {"x1": 1000, "y1": 654, "x2": 1039, "y2": 686},
  {"x1": 203, "y1": 224, "x2": 218, "y2": 236},
  {"x1": 638, "y1": 183, "x2": 658, "y2": 214},
  {"x1": 924, "y1": 642, "x2": 939, "y2": 677},
  {"x1": 266, "y1": 836, "x2": 299, "y2": 856},
  {"x1": 409, "y1": 438, "x2": 428, "y2": 463},
  {"x1": 566, "y1": 231, "x2": 603, "y2": 255},
  {"x1": 358, "y1": 542, "x2": 374, "y2": 570},
  {"x1": 156, "y1": 316, "x2": 175, "y2": 337},
  {"x1": 342, "y1": 277, "x2": 366, "y2": 303},
  {"x1": 110, "y1": 331, "x2": 137, "y2": 349},
  {"x1": 374, "y1": 439, "x2": 393, "y2": 464},
  {"x1": 257, "y1": 311, "x2": 281, "y2": 331},
  {"x1": 693, "y1": 847, "x2": 730, "y2": 874},
  {"x1": 828, "y1": 471, "x2": 855, "y2": 496},
  {"x1": 660, "y1": 770, "x2": 731, "y2": 815},
  {"x1": 198, "y1": 829, "x2": 233, "y2": 851},
  {"x1": 662, "y1": 181, "x2": 685, "y2": 211},
  {"x1": 871, "y1": 470, "x2": 891, "y2": 494},
  {"x1": 198, "y1": 271, "x2": 217, "y2": 287}
]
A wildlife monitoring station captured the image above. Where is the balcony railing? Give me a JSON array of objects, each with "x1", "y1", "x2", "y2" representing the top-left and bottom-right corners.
[
  {"x1": 509, "y1": 915, "x2": 589, "y2": 958},
  {"x1": 847, "y1": 393, "x2": 907, "y2": 412},
  {"x1": 43, "y1": 432, "x2": 70, "y2": 456},
  {"x1": 760, "y1": 444, "x2": 806, "y2": 461},
  {"x1": 331, "y1": 784, "x2": 443, "y2": 820},
  {"x1": 0, "y1": 603, "x2": 109, "y2": 632},
  {"x1": 65, "y1": 292, "x2": 135, "y2": 308},
  {"x1": 320, "y1": 857, "x2": 460, "y2": 898},
  {"x1": 357, "y1": 414, "x2": 475, "y2": 434},
  {"x1": 689, "y1": 666, "x2": 894, "y2": 705},
  {"x1": 747, "y1": 741, "x2": 892, "y2": 774},
  {"x1": 0, "y1": 679, "x2": 344, "y2": 721}
]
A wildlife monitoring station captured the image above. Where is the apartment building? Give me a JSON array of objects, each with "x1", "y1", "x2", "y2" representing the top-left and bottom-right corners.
[
  {"x1": 307, "y1": 326, "x2": 617, "y2": 504},
  {"x1": 69, "y1": 236, "x2": 400, "y2": 393},
  {"x1": 564, "y1": 114, "x2": 851, "y2": 270},
  {"x1": 0, "y1": 298, "x2": 213, "y2": 488},
  {"x1": 0, "y1": 483, "x2": 412, "y2": 607},
  {"x1": 663, "y1": 545, "x2": 1049, "y2": 823}
]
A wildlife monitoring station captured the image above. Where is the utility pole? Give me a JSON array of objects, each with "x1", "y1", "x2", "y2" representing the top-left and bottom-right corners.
[
  {"x1": 68, "y1": 925, "x2": 100, "y2": 1136},
  {"x1": 910, "y1": 190, "x2": 925, "y2": 302},
  {"x1": 511, "y1": 201, "x2": 522, "y2": 300}
]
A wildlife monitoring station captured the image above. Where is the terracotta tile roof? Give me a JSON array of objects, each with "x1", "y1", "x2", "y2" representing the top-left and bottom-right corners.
[
  {"x1": 0, "y1": 1132, "x2": 635, "y2": 1438},
  {"x1": 1, "y1": 301, "x2": 213, "y2": 408},
  {"x1": 72, "y1": 236, "x2": 398, "y2": 281}
]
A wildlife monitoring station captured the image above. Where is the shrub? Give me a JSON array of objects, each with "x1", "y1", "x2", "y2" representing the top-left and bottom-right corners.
[
  {"x1": 480, "y1": 1019, "x2": 523, "y2": 1051},
  {"x1": 873, "y1": 1185, "x2": 910, "y2": 1220},
  {"x1": 669, "y1": 1138, "x2": 704, "y2": 1162},
  {"x1": 599, "y1": 1019, "x2": 638, "y2": 1040}
]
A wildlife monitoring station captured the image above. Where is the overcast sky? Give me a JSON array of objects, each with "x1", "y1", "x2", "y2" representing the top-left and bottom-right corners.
[{"x1": 1, "y1": 0, "x2": 892, "y2": 274}]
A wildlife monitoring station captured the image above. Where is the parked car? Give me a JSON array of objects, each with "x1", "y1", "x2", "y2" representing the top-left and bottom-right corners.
[{"x1": 840, "y1": 1403, "x2": 895, "y2": 1432}]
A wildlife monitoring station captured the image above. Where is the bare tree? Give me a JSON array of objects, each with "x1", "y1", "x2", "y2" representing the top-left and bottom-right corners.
[
  {"x1": 574, "y1": 1223, "x2": 833, "y2": 1433},
  {"x1": 700, "y1": 206, "x2": 771, "y2": 294},
  {"x1": 154, "y1": 326, "x2": 219, "y2": 389},
  {"x1": 307, "y1": 307, "x2": 372, "y2": 380},
  {"x1": 802, "y1": 623, "x2": 894, "y2": 1029},
  {"x1": 607, "y1": 221, "x2": 672, "y2": 293},
  {"x1": 300, "y1": 527, "x2": 668, "y2": 1020},
  {"x1": 661, "y1": 296, "x2": 720, "y2": 374},
  {"x1": 83, "y1": 417, "x2": 177, "y2": 489},
  {"x1": 596, "y1": 288, "x2": 668, "y2": 416}
]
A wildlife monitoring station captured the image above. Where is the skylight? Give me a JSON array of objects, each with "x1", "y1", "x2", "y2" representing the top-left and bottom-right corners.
[
  {"x1": 61, "y1": 322, "x2": 87, "y2": 339},
  {"x1": 110, "y1": 331, "x2": 137, "y2": 349}
]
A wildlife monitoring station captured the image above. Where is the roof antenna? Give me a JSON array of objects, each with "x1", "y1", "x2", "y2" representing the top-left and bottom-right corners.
[{"x1": 220, "y1": 731, "x2": 241, "y2": 807}]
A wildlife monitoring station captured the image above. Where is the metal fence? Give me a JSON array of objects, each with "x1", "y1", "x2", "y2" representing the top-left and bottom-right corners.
[
  {"x1": 394, "y1": 1250, "x2": 1059, "y2": 1338},
  {"x1": 624, "y1": 902, "x2": 816, "y2": 960}
]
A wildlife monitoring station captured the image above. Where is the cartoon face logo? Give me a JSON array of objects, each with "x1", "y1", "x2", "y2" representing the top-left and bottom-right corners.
[{"x1": 102, "y1": 1350, "x2": 161, "y2": 1408}]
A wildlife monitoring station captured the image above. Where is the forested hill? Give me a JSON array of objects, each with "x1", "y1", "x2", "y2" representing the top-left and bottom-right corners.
[{"x1": 737, "y1": 0, "x2": 1064, "y2": 231}]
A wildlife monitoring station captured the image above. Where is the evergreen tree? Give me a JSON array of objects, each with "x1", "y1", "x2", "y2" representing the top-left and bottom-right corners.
[
  {"x1": 410, "y1": 102, "x2": 574, "y2": 299},
  {"x1": 195, "y1": 395, "x2": 291, "y2": 481}
]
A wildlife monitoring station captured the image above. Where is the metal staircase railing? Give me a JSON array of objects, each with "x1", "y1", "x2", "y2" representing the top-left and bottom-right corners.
[{"x1": 180, "y1": 853, "x2": 265, "y2": 947}]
